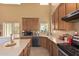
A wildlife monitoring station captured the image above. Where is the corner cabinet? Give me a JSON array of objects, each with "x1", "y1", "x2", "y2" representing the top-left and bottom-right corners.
[
  {"x1": 52, "y1": 3, "x2": 77, "y2": 31},
  {"x1": 39, "y1": 37, "x2": 59, "y2": 56},
  {"x1": 48, "y1": 39, "x2": 58, "y2": 56}
]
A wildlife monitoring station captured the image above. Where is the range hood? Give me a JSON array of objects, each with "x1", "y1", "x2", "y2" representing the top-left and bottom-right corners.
[{"x1": 62, "y1": 9, "x2": 79, "y2": 23}]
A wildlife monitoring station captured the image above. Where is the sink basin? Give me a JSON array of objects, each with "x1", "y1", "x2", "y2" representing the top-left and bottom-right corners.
[{"x1": 4, "y1": 41, "x2": 16, "y2": 47}]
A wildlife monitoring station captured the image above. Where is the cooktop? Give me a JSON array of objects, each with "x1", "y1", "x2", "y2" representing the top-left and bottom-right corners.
[{"x1": 57, "y1": 43, "x2": 79, "y2": 56}]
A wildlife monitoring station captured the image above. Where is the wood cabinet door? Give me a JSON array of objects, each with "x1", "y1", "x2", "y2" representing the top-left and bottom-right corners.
[
  {"x1": 77, "y1": 3, "x2": 79, "y2": 9},
  {"x1": 46, "y1": 39, "x2": 50, "y2": 52},
  {"x1": 42, "y1": 37, "x2": 47, "y2": 48},
  {"x1": 53, "y1": 43, "x2": 58, "y2": 56},
  {"x1": 22, "y1": 18, "x2": 39, "y2": 31},
  {"x1": 54, "y1": 8, "x2": 59, "y2": 30},
  {"x1": 39, "y1": 37, "x2": 47, "y2": 48},
  {"x1": 49, "y1": 41, "x2": 53, "y2": 56},
  {"x1": 66, "y1": 3, "x2": 76, "y2": 14},
  {"x1": 65, "y1": 3, "x2": 76, "y2": 30},
  {"x1": 58, "y1": 3, "x2": 66, "y2": 30}
]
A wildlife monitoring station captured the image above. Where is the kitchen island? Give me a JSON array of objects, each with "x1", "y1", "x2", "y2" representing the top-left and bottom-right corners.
[{"x1": 0, "y1": 39, "x2": 31, "y2": 56}]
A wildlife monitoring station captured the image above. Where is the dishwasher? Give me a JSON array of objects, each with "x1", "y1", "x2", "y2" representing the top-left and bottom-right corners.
[{"x1": 32, "y1": 32, "x2": 40, "y2": 47}]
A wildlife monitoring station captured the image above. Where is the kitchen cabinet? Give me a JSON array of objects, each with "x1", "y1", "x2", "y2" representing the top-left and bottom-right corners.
[
  {"x1": 46, "y1": 38, "x2": 50, "y2": 52},
  {"x1": 19, "y1": 40, "x2": 31, "y2": 56},
  {"x1": 39, "y1": 37, "x2": 51, "y2": 55},
  {"x1": 58, "y1": 4, "x2": 66, "y2": 30},
  {"x1": 52, "y1": 3, "x2": 77, "y2": 30},
  {"x1": 52, "y1": 42, "x2": 58, "y2": 56},
  {"x1": 39, "y1": 37, "x2": 47, "y2": 48},
  {"x1": 49, "y1": 40, "x2": 53, "y2": 56},
  {"x1": 65, "y1": 3, "x2": 76, "y2": 30},
  {"x1": 66, "y1": 3, "x2": 76, "y2": 14},
  {"x1": 48, "y1": 39, "x2": 58, "y2": 56},
  {"x1": 22, "y1": 18, "x2": 39, "y2": 31},
  {"x1": 40, "y1": 37, "x2": 58, "y2": 56},
  {"x1": 52, "y1": 7, "x2": 59, "y2": 30},
  {"x1": 77, "y1": 3, "x2": 79, "y2": 9}
]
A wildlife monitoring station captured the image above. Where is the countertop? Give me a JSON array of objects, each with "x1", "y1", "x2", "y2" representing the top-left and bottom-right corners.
[
  {"x1": 36, "y1": 33, "x2": 65, "y2": 44},
  {"x1": 0, "y1": 39, "x2": 31, "y2": 56},
  {"x1": 21, "y1": 34, "x2": 65, "y2": 44}
]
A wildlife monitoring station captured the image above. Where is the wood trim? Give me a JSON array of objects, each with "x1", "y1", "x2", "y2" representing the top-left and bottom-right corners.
[
  {"x1": 57, "y1": 8, "x2": 59, "y2": 30},
  {"x1": 76, "y1": 3, "x2": 77, "y2": 9}
]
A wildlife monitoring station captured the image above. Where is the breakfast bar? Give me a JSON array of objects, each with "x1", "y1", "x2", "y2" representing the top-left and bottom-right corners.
[{"x1": 0, "y1": 39, "x2": 31, "y2": 56}]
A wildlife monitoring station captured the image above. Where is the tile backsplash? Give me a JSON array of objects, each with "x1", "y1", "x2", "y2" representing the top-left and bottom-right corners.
[
  {"x1": 74, "y1": 22, "x2": 79, "y2": 32},
  {"x1": 52, "y1": 30, "x2": 75, "y2": 38}
]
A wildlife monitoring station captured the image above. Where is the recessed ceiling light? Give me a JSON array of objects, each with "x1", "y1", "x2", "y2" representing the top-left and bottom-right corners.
[{"x1": 40, "y1": 3, "x2": 48, "y2": 5}]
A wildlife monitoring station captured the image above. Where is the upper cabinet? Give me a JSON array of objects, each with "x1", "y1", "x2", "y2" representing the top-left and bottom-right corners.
[
  {"x1": 65, "y1": 3, "x2": 76, "y2": 14},
  {"x1": 65, "y1": 3, "x2": 76, "y2": 30},
  {"x1": 58, "y1": 4, "x2": 66, "y2": 30},
  {"x1": 76, "y1": 3, "x2": 79, "y2": 9},
  {"x1": 22, "y1": 18, "x2": 39, "y2": 31},
  {"x1": 52, "y1": 3, "x2": 77, "y2": 31}
]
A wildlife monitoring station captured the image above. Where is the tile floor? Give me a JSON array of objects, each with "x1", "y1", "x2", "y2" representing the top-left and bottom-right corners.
[{"x1": 30, "y1": 47, "x2": 49, "y2": 56}]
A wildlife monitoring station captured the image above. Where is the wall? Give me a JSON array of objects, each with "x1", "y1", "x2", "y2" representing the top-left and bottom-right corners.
[
  {"x1": 74, "y1": 22, "x2": 79, "y2": 32},
  {"x1": 0, "y1": 4, "x2": 21, "y2": 22},
  {"x1": 52, "y1": 30, "x2": 75, "y2": 39},
  {"x1": 0, "y1": 3, "x2": 59, "y2": 35}
]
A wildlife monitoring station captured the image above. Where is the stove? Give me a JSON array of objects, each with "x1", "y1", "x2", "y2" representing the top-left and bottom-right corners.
[{"x1": 57, "y1": 43, "x2": 79, "y2": 56}]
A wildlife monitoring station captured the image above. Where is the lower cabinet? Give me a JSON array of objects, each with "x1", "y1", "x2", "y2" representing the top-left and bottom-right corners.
[
  {"x1": 39, "y1": 37, "x2": 59, "y2": 56},
  {"x1": 19, "y1": 37, "x2": 59, "y2": 56},
  {"x1": 46, "y1": 38, "x2": 50, "y2": 52},
  {"x1": 39, "y1": 37, "x2": 47, "y2": 48},
  {"x1": 49, "y1": 40, "x2": 53, "y2": 56},
  {"x1": 46, "y1": 39, "x2": 58, "y2": 56},
  {"x1": 19, "y1": 40, "x2": 31, "y2": 56},
  {"x1": 52, "y1": 42, "x2": 58, "y2": 56}
]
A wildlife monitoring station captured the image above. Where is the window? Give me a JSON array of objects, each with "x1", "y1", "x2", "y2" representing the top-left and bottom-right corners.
[
  {"x1": 3, "y1": 22, "x2": 20, "y2": 38},
  {"x1": 40, "y1": 23, "x2": 48, "y2": 33}
]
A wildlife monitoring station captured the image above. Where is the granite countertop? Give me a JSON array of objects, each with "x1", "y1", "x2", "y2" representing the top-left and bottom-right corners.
[
  {"x1": 38, "y1": 34, "x2": 65, "y2": 44},
  {"x1": 48, "y1": 36, "x2": 65, "y2": 44},
  {"x1": 0, "y1": 39, "x2": 31, "y2": 56},
  {"x1": 21, "y1": 34, "x2": 65, "y2": 44}
]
